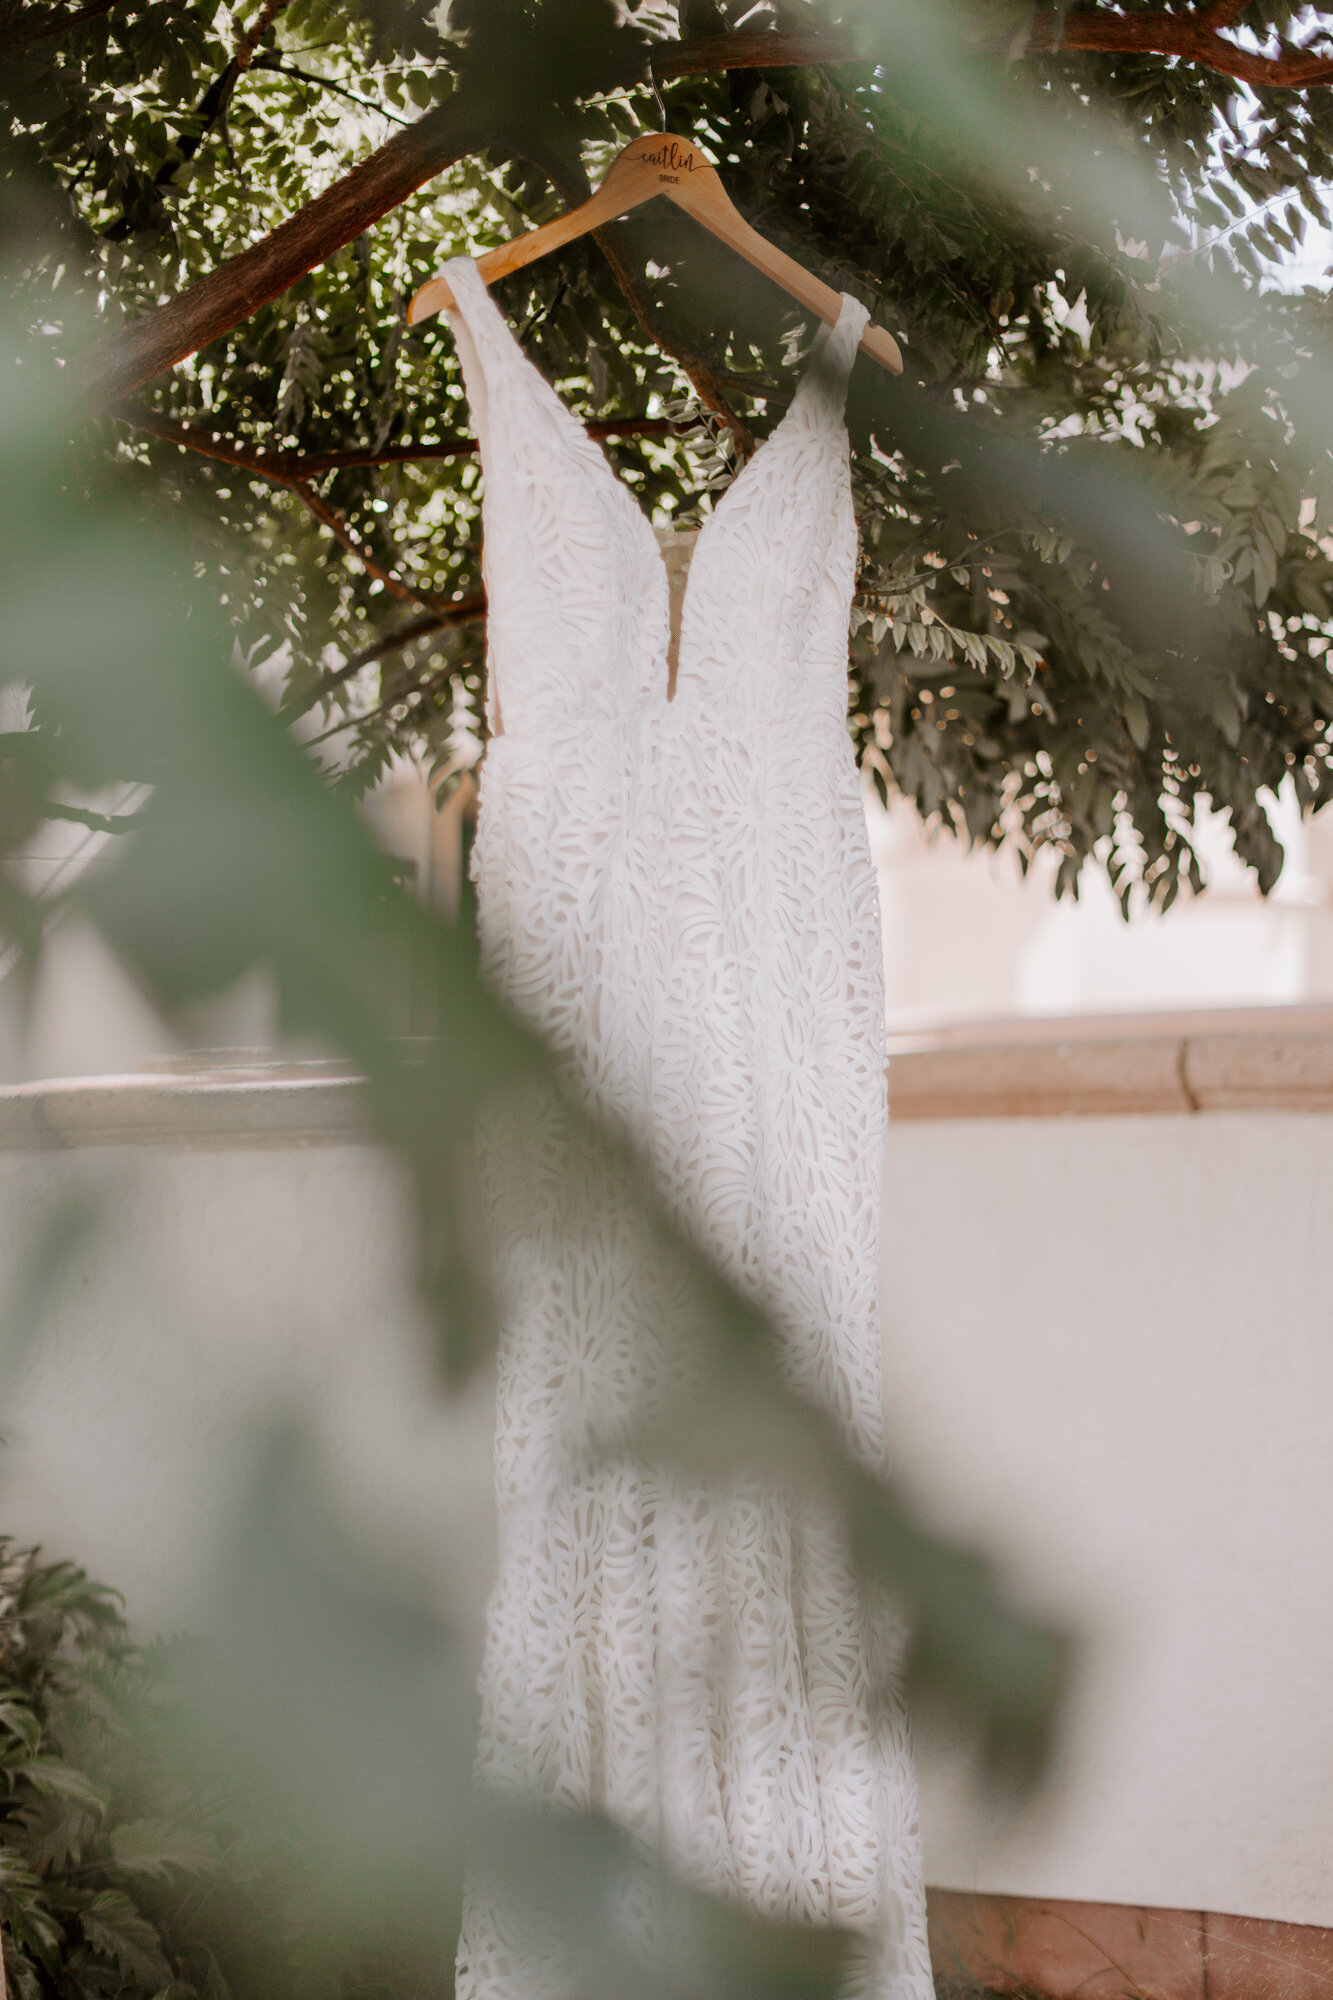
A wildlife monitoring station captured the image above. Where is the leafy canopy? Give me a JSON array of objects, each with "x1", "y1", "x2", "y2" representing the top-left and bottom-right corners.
[{"x1": 7, "y1": 0, "x2": 1333, "y2": 906}]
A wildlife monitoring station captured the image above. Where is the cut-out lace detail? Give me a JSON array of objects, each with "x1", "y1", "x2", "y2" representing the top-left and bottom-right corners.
[
  {"x1": 443, "y1": 257, "x2": 932, "y2": 2000},
  {"x1": 654, "y1": 525, "x2": 696, "y2": 696}
]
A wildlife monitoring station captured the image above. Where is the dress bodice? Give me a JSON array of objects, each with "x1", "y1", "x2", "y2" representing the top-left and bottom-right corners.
[{"x1": 441, "y1": 258, "x2": 869, "y2": 736}]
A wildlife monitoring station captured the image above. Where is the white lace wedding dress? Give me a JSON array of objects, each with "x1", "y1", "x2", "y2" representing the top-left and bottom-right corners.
[{"x1": 441, "y1": 257, "x2": 932, "y2": 2000}]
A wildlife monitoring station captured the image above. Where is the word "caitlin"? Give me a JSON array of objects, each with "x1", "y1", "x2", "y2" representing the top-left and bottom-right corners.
[{"x1": 638, "y1": 138, "x2": 703, "y2": 179}]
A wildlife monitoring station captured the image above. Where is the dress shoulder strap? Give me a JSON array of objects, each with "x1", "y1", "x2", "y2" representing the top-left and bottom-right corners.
[
  {"x1": 437, "y1": 256, "x2": 670, "y2": 736},
  {"x1": 786, "y1": 293, "x2": 872, "y2": 431}
]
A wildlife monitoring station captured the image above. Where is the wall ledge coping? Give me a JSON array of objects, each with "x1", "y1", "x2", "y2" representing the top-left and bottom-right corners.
[
  {"x1": 7, "y1": 1004, "x2": 1333, "y2": 1145},
  {"x1": 887, "y1": 1003, "x2": 1333, "y2": 1120},
  {"x1": 0, "y1": 1066, "x2": 375, "y2": 1150}
]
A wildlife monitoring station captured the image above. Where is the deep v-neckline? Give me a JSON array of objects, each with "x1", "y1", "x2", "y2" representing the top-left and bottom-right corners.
[{"x1": 442, "y1": 258, "x2": 865, "y2": 671}]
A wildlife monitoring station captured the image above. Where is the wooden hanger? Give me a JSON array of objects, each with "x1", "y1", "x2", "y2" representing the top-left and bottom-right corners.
[{"x1": 407, "y1": 132, "x2": 903, "y2": 374}]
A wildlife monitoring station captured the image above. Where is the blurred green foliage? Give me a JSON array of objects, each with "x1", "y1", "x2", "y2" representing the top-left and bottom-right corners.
[
  {"x1": 0, "y1": 1537, "x2": 301, "y2": 2000},
  {"x1": 7, "y1": 0, "x2": 1333, "y2": 903},
  {"x1": 21, "y1": 0, "x2": 1330, "y2": 1981}
]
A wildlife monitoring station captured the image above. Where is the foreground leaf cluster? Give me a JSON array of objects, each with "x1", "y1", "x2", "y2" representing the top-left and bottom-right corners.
[
  {"x1": 0, "y1": 1535, "x2": 445, "y2": 2000},
  {"x1": 0, "y1": 1541, "x2": 264, "y2": 2000}
]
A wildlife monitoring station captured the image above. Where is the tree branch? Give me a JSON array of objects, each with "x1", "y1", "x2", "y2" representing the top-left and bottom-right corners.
[
  {"x1": 298, "y1": 610, "x2": 462, "y2": 708},
  {"x1": 233, "y1": 0, "x2": 289, "y2": 70},
  {"x1": 111, "y1": 408, "x2": 484, "y2": 616},
  {"x1": 0, "y1": 0, "x2": 120, "y2": 45},
  {"x1": 593, "y1": 224, "x2": 756, "y2": 454},
  {"x1": 112, "y1": 400, "x2": 678, "y2": 654},
  {"x1": 115, "y1": 402, "x2": 674, "y2": 475},
  {"x1": 650, "y1": 26, "x2": 855, "y2": 79},
  {"x1": 290, "y1": 478, "x2": 471, "y2": 616},
  {"x1": 259, "y1": 56, "x2": 413, "y2": 126},
  {"x1": 86, "y1": 8, "x2": 1331, "y2": 408},
  {"x1": 99, "y1": 3, "x2": 291, "y2": 242}
]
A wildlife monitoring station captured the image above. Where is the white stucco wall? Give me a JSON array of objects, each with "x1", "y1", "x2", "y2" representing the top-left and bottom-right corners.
[
  {"x1": 0, "y1": 1130, "x2": 496, "y2": 1642},
  {"x1": 881, "y1": 1109, "x2": 1333, "y2": 1928},
  {"x1": 0, "y1": 1089, "x2": 1329, "y2": 1926}
]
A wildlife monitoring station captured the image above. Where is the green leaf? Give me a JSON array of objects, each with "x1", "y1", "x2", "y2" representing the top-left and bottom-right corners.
[
  {"x1": 1124, "y1": 694, "x2": 1150, "y2": 750},
  {"x1": 108, "y1": 1817, "x2": 224, "y2": 1879},
  {"x1": 1251, "y1": 537, "x2": 1279, "y2": 607},
  {"x1": 76, "y1": 1889, "x2": 175, "y2": 1989},
  {"x1": 0, "y1": 1699, "x2": 42, "y2": 1756},
  {"x1": 16, "y1": 1760, "x2": 109, "y2": 1817},
  {"x1": 1214, "y1": 687, "x2": 1243, "y2": 746}
]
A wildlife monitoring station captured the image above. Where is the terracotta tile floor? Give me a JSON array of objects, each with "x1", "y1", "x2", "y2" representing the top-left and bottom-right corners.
[{"x1": 928, "y1": 1892, "x2": 1333, "y2": 2000}]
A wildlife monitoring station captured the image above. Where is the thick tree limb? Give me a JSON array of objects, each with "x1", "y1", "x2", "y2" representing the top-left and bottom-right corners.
[
  {"x1": 650, "y1": 26, "x2": 855, "y2": 79},
  {"x1": 86, "y1": 8, "x2": 1333, "y2": 409},
  {"x1": 82, "y1": 97, "x2": 488, "y2": 408},
  {"x1": 654, "y1": 13, "x2": 1333, "y2": 91},
  {"x1": 1027, "y1": 8, "x2": 1333, "y2": 85},
  {"x1": 1199, "y1": 0, "x2": 1250, "y2": 25}
]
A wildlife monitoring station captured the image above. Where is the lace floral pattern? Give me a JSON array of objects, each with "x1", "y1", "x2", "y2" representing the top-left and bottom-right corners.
[{"x1": 443, "y1": 258, "x2": 932, "y2": 2000}]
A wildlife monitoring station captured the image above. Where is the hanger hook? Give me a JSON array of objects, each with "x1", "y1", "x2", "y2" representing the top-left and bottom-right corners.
[{"x1": 644, "y1": 50, "x2": 669, "y2": 131}]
